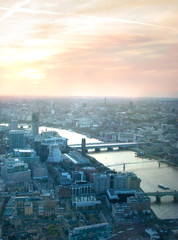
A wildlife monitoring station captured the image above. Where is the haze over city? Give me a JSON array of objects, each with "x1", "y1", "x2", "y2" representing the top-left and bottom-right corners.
[{"x1": 0, "y1": 0, "x2": 178, "y2": 98}]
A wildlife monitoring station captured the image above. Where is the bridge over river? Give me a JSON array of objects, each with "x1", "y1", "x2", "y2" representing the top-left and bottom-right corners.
[
  {"x1": 145, "y1": 191, "x2": 178, "y2": 203},
  {"x1": 69, "y1": 141, "x2": 149, "y2": 152},
  {"x1": 106, "y1": 159, "x2": 168, "y2": 171}
]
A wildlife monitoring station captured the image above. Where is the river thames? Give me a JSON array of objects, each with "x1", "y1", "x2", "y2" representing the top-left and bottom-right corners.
[{"x1": 40, "y1": 127, "x2": 178, "y2": 219}]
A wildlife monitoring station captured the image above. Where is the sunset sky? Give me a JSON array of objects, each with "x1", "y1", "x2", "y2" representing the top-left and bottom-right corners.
[{"x1": 0, "y1": 0, "x2": 178, "y2": 98}]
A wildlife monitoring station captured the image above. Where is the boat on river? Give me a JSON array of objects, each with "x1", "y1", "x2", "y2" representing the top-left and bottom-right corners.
[{"x1": 158, "y1": 184, "x2": 169, "y2": 190}]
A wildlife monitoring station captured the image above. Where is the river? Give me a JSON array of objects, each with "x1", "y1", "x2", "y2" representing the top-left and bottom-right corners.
[{"x1": 39, "y1": 126, "x2": 178, "y2": 219}]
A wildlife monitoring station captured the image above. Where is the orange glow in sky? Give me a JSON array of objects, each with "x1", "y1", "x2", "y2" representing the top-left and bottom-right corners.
[{"x1": 0, "y1": 0, "x2": 178, "y2": 98}]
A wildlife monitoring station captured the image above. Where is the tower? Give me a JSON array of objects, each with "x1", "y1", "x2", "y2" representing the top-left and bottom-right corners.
[
  {"x1": 32, "y1": 112, "x2": 39, "y2": 136},
  {"x1": 82, "y1": 138, "x2": 86, "y2": 155}
]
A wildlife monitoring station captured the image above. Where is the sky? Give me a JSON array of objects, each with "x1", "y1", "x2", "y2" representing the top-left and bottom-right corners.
[{"x1": 0, "y1": 0, "x2": 178, "y2": 98}]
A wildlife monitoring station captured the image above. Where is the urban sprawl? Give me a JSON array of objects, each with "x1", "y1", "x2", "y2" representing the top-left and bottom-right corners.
[{"x1": 0, "y1": 97, "x2": 178, "y2": 240}]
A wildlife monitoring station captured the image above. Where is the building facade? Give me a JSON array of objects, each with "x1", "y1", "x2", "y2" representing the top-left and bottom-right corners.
[
  {"x1": 9, "y1": 130, "x2": 25, "y2": 149},
  {"x1": 1, "y1": 159, "x2": 31, "y2": 183}
]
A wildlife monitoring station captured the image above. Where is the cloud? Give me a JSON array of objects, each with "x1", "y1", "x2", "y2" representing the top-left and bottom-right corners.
[
  {"x1": 0, "y1": 0, "x2": 177, "y2": 97},
  {"x1": 0, "y1": 6, "x2": 61, "y2": 16},
  {"x1": 0, "y1": 0, "x2": 31, "y2": 22}
]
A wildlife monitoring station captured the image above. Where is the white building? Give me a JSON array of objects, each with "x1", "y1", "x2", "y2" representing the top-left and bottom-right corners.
[{"x1": 47, "y1": 143, "x2": 61, "y2": 163}]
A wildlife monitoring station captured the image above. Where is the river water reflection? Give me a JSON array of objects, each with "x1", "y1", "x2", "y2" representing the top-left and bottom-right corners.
[{"x1": 39, "y1": 127, "x2": 178, "y2": 219}]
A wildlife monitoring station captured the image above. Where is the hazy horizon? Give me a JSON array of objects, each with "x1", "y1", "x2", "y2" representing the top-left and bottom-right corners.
[{"x1": 0, "y1": 0, "x2": 178, "y2": 98}]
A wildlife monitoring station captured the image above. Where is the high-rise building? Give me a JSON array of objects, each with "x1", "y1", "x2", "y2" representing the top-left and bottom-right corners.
[
  {"x1": 32, "y1": 112, "x2": 39, "y2": 136},
  {"x1": 47, "y1": 143, "x2": 61, "y2": 163},
  {"x1": 9, "y1": 130, "x2": 25, "y2": 149}
]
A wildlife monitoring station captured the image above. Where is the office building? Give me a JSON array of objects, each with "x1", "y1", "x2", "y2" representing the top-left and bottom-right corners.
[
  {"x1": 110, "y1": 173, "x2": 129, "y2": 190},
  {"x1": 1, "y1": 159, "x2": 31, "y2": 184},
  {"x1": 128, "y1": 172, "x2": 141, "y2": 190},
  {"x1": 47, "y1": 143, "x2": 61, "y2": 163},
  {"x1": 93, "y1": 172, "x2": 141, "y2": 194},
  {"x1": 9, "y1": 130, "x2": 25, "y2": 149},
  {"x1": 12, "y1": 149, "x2": 40, "y2": 166},
  {"x1": 72, "y1": 181, "x2": 92, "y2": 196},
  {"x1": 93, "y1": 173, "x2": 110, "y2": 194}
]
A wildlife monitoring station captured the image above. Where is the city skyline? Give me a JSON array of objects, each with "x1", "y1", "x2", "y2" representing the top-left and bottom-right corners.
[{"x1": 0, "y1": 0, "x2": 178, "y2": 98}]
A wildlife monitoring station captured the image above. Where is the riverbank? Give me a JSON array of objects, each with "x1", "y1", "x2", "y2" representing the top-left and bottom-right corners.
[{"x1": 39, "y1": 126, "x2": 178, "y2": 219}]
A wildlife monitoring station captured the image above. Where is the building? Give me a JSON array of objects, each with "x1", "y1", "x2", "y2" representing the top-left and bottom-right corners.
[
  {"x1": 71, "y1": 171, "x2": 86, "y2": 182},
  {"x1": 58, "y1": 172, "x2": 71, "y2": 185},
  {"x1": 59, "y1": 186, "x2": 72, "y2": 198},
  {"x1": 47, "y1": 143, "x2": 61, "y2": 163},
  {"x1": 31, "y1": 140, "x2": 41, "y2": 157},
  {"x1": 72, "y1": 181, "x2": 92, "y2": 196},
  {"x1": 32, "y1": 112, "x2": 39, "y2": 136},
  {"x1": 42, "y1": 135, "x2": 68, "y2": 152},
  {"x1": 3, "y1": 197, "x2": 16, "y2": 221},
  {"x1": 106, "y1": 189, "x2": 135, "y2": 205},
  {"x1": 127, "y1": 193, "x2": 151, "y2": 213},
  {"x1": 10, "y1": 119, "x2": 18, "y2": 130},
  {"x1": 93, "y1": 172, "x2": 141, "y2": 194},
  {"x1": 40, "y1": 143, "x2": 49, "y2": 162},
  {"x1": 128, "y1": 172, "x2": 141, "y2": 190},
  {"x1": 80, "y1": 167, "x2": 98, "y2": 182},
  {"x1": 112, "y1": 203, "x2": 131, "y2": 219},
  {"x1": 24, "y1": 200, "x2": 33, "y2": 216},
  {"x1": 118, "y1": 132, "x2": 136, "y2": 142},
  {"x1": 93, "y1": 173, "x2": 110, "y2": 194},
  {"x1": 72, "y1": 195, "x2": 101, "y2": 209},
  {"x1": 9, "y1": 130, "x2": 25, "y2": 149},
  {"x1": 71, "y1": 181, "x2": 100, "y2": 209},
  {"x1": 69, "y1": 223, "x2": 112, "y2": 240},
  {"x1": 12, "y1": 149, "x2": 40, "y2": 166},
  {"x1": 110, "y1": 172, "x2": 129, "y2": 190},
  {"x1": 33, "y1": 164, "x2": 48, "y2": 180},
  {"x1": 1, "y1": 159, "x2": 31, "y2": 184}
]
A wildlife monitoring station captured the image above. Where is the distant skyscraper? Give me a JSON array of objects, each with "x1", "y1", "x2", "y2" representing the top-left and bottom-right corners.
[
  {"x1": 32, "y1": 112, "x2": 39, "y2": 136},
  {"x1": 9, "y1": 130, "x2": 25, "y2": 149}
]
